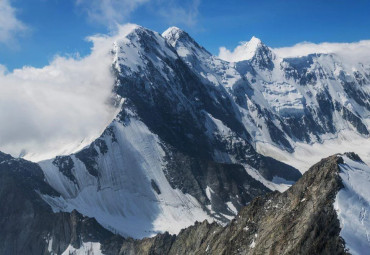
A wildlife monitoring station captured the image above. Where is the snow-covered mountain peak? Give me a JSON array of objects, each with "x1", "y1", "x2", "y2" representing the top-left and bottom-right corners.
[
  {"x1": 225, "y1": 36, "x2": 276, "y2": 70},
  {"x1": 241, "y1": 36, "x2": 264, "y2": 60},
  {"x1": 162, "y1": 26, "x2": 184, "y2": 46},
  {"x1": 247, "y1": 37, "x2": 275, "y2": 70},
  {"x1": 114, "y1": 23, "x2": 152, "y2": 41},
  {"x1": 162, "y1": 26, "x2": 211, "y2": 58},
  {"x1": 112, "y1": 24, "x2": 177, "y2": 76}
]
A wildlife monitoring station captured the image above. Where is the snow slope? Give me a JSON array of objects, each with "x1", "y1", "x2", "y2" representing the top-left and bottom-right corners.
[
  {"x1": 61, "y1": 242, "x2": 103, "y2": 255},
  {"x1": 335, "y1": 155, "x2": 370, "y2": 255},
  {"x1": 257, "y1": 130, "x2": 370, "y2": 172},
  {"x1": 40, "y1": 118, "x2": 211, "y2": 239}
]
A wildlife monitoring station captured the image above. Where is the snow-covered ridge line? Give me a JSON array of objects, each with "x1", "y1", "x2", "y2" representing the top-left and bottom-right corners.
[
  {"x1": 335, "y1": 155, "x2": 370, "y2": 255},
  {"x1": 39, "y1": 119, "x2": 212, "y2": 239},
  {"x1": 163, "y1": 26, "x2": 370, "y2": 166}
]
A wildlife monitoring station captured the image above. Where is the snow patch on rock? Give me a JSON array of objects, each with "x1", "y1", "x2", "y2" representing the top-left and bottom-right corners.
[{"x1": 62, "y1": 242, "x2": 103, "y2": 255}]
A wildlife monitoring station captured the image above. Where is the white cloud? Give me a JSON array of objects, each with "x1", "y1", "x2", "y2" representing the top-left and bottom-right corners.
[
  {"x1": 0, "y1": 0, "x2": 28, "y2": 45},
  {"x1": 0, "y1": 31, "x2": 121, "y2": 161},
  {"x1": 219, "y1": 45, "x2": 246, "y2": 63},
  {"x1": 219, "y1": 39, "x2": 370, "y2": 65},
  {"x1": 218, "y1": 37, "x2": 261, "y2": 62},
  {"x1": 76, "y1": 0, "x2": 150, "y2": 28},
  {"x1": 272, "y1": 40, "x2": 370, "y2": 64}
]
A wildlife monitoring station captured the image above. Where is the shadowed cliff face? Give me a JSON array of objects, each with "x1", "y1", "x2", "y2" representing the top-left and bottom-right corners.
[
  {"x1": 115, "y1": 154, "x2": 354, "y2": 255},
  {"x1": 0, "y1": 152, "x2": 122, "y2": 255}
]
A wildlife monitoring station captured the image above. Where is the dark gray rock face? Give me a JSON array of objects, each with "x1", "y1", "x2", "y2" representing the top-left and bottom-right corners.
[
  {"x1": 0, "y1": 152, "x2": 122, "y2": 255},
  {"x1": 116, "y1": 154, "x2": 352, "y2": 255},
  {"x1": 52, "y1": 156, "x2": 77, "y2": 185},
  {"x1": 163, "y1": 150, "x2": 271, "y2": 219}
]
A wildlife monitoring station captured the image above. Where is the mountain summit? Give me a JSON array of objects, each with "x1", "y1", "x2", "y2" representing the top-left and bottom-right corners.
[{"x1": 236, "y1": 36, "x2": 271, "y2": 61}]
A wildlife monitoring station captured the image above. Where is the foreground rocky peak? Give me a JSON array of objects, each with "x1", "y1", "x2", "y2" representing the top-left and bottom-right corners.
[{"x1": 117, "y1": 153, "x2": 364, "y2": 254}]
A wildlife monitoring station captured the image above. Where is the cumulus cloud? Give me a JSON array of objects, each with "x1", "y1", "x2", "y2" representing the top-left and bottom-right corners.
[
  {"x1": 76, "y1": 0, "x2": 150, "y2": 28},
  {"x1": 219, "y1": 45, "x2": 246, "y2": 63},
  {"x1": 0, "y1": 0, "x2": 28, "y2": 45},
  {"x1": 218, "y1": 37, "x2": 261, "y2": 62},
  {"x1": 219, "y1": 38, "x2": 370, "y2": 65},
  {"x1": 0, "y1": 31, "x2": 121, "y2": 161},
  {"x1": 273, "y1": 40, "x2": 370, "y2": 64}
]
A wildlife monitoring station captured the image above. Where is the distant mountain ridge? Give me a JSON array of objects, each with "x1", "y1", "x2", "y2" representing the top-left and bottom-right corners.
[{"x1": 162, "y1": 26, "x2": 370, "y2": 169}]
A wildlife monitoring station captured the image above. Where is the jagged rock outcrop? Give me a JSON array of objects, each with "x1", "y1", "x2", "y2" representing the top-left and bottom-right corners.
[
  {"x1": 0, "y1": 152, "x2": 123, "y2": 255},
  {"x1": 116, "y1": 154, "x2": 359, "y2": 255}
]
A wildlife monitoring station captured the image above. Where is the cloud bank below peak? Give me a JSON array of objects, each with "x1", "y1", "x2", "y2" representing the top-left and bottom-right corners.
[
  {"x1": 273, "y1": 40, "x2": 370, "y2": 64},
  {"x1": 218, "y1": 39, "x2": 370, "y2": 65},
  {"x1": 0, "y1": 30, "x2": 123, "y2": 162}
]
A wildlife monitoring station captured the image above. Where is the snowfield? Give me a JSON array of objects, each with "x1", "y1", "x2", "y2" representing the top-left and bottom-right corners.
[
  {"x1": 40, "y1": 119, "x2": 211, "y2": 239},
  {"x1": 335, "y1": 156, "x2": 370, "y2": 255},
  {"x1": 61, "y1": 242, "x2": 103, "y2": 255},
  {"x1": 256, "y1": 130, "x2": 370, "y2": 172}
]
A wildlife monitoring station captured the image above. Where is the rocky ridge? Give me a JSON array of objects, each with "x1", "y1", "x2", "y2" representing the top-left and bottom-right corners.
[{"x1": 0, "y1": 151, "x2": 357, "y2": 254}]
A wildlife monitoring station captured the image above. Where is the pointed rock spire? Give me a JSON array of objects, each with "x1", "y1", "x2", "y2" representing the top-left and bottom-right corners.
[
  {"x1": 243, "y1": 36, "x2": 275, "y2": 70},
  {"x1": 162, "y1": 26, "x2": 211, "y2": 59}
]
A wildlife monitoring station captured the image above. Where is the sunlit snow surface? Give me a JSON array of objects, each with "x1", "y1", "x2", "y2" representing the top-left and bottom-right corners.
[
  {"x1": 40, "y1": 119, "x2": 211, "y2": 239},
  {"x1": 256, "y1": 130, "x2": 370, "y2": 172},
  {"x1": 334, "y1": 156, "x2": 370, "y2": 255},
  {"x1": 61, "y1": 242, "x2": 103, "y2": 255}
]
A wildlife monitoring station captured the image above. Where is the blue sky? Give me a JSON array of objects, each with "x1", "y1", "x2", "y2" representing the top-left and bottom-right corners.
[{"x1": 1, "y1": 0, "x2": 370, "y2": 70}]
